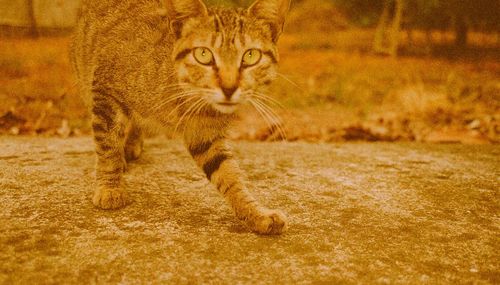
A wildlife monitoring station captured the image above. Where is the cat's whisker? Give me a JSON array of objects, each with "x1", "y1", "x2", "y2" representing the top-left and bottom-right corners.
[
  {"x1": 192, "y1": 97, "x2": 209, "y2": 117},
  {"x1": 277, "y1": 72, "x2": 303, "y2": 92},
  {"x1": 179, "y1": 97, "x2": 207, "y2": 132},
  {"x1": 248, "y1": 99, "x2": 274, "y2": 137},
  {"x1": 248, "y1": 97, "x2": 275, "y2": 125},
  {"x1": 163, "y1": 95, "x2": 200, "y2": 123},
  {"x1": 159, "y1": 85, "x2": 208, "y2": 98},
  {"x1": 257, "y1": 101, "x2": 287, "y2": 141},
  {"x1": 252, "y1": 100, "x2": 285, "y2": 141},
  {"x1": 174, "y1": 97, "x2": 206, "y2": 134},
  {"x1": 246, "y1": 91, "x2": 286, "y2": 110},
  {"x1": 147, "y1": 83, "x2": 190, "y2": 111},
  {"x1": 181, "y1": 99, "x2": 208, "y2": 138},
  {"x1": 246, "y1": 92, "x2": 286, "y2": 132},
  {"x1": 151, "y1": 90, "x2": 205, "y2": 113},
  {"x1": 167, "y1": 96, "x2": 199, "y2": 117},
  {"x1": 151, "y1": 95, "x2": 190, "y2": 114},
  {"x1": 250, "y1": 98, "x2": 287, "y2": 141},
  {"x1": 183, "y1": 97, "x2": 207, "y2": 126},
  {"x1": 248, "y1": 98, "x2": 287, "y2": 141},
  {"x1": 162, "y1": 82, "x2": 190, "y2": 89},
  {"x1": 156, "y1": 92, "x2": 194, "y2": 105},
  {"x1": 152, "y1": 93, "x2": 191, "y2": 110},
  {"x1": 158, "y1": 83, "x2": 191, "y2": 94},
  {"x1": 162, "y1": 91, "x2": 200, "y2": 101}
]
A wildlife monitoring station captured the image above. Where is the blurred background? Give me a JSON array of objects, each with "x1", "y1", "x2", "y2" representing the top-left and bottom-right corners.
[{"x1": 0, "y1": 0, "x2": 498, "y2": 144}]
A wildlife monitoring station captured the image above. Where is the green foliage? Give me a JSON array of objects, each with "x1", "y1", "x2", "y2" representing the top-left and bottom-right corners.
[
  {"x1": 333, "y1": 0, "x2": 385, "y2": 27},
  {"x1": 332, "y1": 0, "x2": 499, "y2": 32}
]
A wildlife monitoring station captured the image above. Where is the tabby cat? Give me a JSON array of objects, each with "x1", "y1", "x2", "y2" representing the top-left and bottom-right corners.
[{"x1": 71, "y1": 0, "x2": 290, "y2": 235}]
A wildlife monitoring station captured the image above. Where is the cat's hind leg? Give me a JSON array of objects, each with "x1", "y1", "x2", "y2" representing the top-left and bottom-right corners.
[
  {"x1": 124, "y1": 121, "x2": 144, "y2": 162},
  {"x1": 91, "y1": 93, "x2": 130, "y2": 209}
]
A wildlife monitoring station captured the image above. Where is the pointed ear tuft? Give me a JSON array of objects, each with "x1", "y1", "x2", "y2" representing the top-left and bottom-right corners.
[
  {"x1": 163, "y1": 0, "x2": 208, "y2": 36},
  {"x1": 248, "y1": 0, "x2": 290, "y2": 41}
]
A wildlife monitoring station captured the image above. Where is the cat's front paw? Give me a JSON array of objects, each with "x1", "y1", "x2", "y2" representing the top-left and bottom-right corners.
[
  {"x1": 251, "y1": 209, "x2": 288, "y2": 235},
  {"x1": 93, "y1": 186, "x2": 130, "y2": 210}
]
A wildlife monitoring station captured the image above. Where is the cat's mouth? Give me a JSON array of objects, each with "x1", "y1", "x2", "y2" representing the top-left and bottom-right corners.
[
  {"x1": 217, "y1": 102, "x2": 238, "y2": 106},
  {"x1": 213, "y1": 101, "x2": 239, "y2": 114},
  {"x1": 208, "y1": 89, "x2": 242, "y2": 114}
]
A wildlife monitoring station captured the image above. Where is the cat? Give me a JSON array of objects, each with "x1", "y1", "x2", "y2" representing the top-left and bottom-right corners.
[{"x1": 70, "y1": 0, "x2": 290, "y2": 235}]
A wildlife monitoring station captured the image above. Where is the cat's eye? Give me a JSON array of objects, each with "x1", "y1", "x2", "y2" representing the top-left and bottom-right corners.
[
  {"x1": 242, "y1": 49, "x2": 262, "y2": 67},
  {"x1": 193, "y1": 47, "x2": 214, "y2": 65}
]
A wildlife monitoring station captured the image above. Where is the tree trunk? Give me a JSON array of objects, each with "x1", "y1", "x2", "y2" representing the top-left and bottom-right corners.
[
  {"x1": 26, "y1": 0, "x2": 38, "y2": 38},
  {"x1": 373, "y1": 0, "x2": 405, "y2": 57},
  {"x1": 406, "y1": 28, "x2": 413, "y2": 47},
  {"x1": 373, "y1": 0, "x2": 391, "y2": 54},
  {"x1": 455, "y1": 14, "x2": 468, "y2": 47},
  {"x1": 388, "y1": 0, "x2": 404, "y2": 56}
]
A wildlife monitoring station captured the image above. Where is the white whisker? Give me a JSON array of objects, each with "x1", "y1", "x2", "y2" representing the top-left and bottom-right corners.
[
  {"x1": 163, "y1": 95, "x2": 200, "y2": 123},
  {"x1": 246, "y1": 91, "x2": 286, "y2": 110},
  {"x1": 277, "y1": 73, "x2": 303, "y2": 91},
  {"x1": 251, "y1": 98, "x2": 287, "y2": 141},
  {"x1": 151, "y1": 89, "x2": 208, "y2": 113},
  {"x1": 174, "y1": 97, "x2": 206, "y2": 134},
  {"x1": 181, "y1": 99, "x2": 208, "y2": 137},
  {"x1": 249, "y1": 99, "x2": 274, "y2": 135}
]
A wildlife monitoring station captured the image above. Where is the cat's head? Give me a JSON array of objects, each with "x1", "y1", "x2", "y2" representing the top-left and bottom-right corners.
[{"x1": 164, "y1": 0, "x2": 290, "y2": 114}]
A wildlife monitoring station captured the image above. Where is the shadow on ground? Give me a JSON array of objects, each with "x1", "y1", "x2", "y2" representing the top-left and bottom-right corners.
[{"x1": 0, "y1": 137, "x2": 498, "y2": 284}]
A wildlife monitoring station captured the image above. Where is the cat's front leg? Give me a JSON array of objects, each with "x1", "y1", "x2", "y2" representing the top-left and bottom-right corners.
[
  {"x1": 185, "y1": 132, "x2": 287, "y2": 235},
  {"x1": 91, "y1": 93, "x2": 130, "y2": 209}
]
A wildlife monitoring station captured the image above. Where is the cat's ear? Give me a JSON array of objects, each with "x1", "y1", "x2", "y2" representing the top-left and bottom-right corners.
[
  {"x1": 162, "y1": 0, "x2": 208, "y2": 37},
  {"x1": 248, "y1": 0, "x2": 291, "y2": 42}
]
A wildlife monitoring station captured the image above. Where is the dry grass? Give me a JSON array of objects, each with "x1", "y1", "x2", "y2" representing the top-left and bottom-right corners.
[
  {"x1": 0, "y1": 28, "x2": 498, "y2": 142},
  {"x1": 0, "y1": 37, "x2": 85, "y2": 135},
  {"x1": 267, "y1": 31, "x2": 499, "y2": 143}
]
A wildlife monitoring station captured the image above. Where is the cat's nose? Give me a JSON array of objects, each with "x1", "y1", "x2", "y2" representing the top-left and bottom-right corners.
[{"x1": 221, "y1": 86, "x2": 238, "y2": 99}]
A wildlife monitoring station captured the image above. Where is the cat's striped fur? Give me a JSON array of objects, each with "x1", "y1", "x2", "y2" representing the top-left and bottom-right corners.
[{"x1": 71, "y1": 0, "x2": 290, "y2": 234}]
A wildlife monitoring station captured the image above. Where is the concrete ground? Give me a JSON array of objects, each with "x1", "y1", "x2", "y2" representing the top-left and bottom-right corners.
[{"x1": 0, "y1": 137, "x2": 498, "y2": 284}]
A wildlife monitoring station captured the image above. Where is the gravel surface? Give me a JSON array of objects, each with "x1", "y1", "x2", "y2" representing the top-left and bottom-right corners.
[{"x1": 0, "y1": 137, "x2": 498, "y2": 284}]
